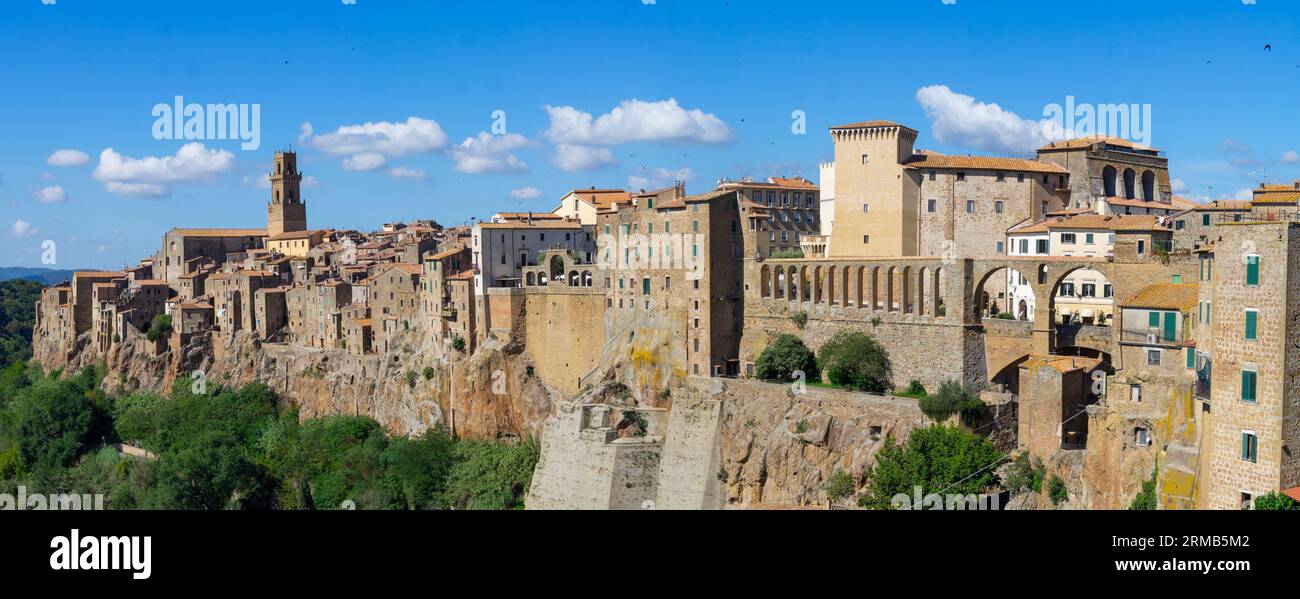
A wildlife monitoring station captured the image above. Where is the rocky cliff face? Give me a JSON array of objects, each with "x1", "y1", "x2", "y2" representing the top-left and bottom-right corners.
[{"x1": 35, "y1": 328, "x2": 558, "y2": 441}]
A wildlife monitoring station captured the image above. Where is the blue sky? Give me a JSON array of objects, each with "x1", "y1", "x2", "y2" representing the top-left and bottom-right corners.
[{"x1": 3, "y1": 0, "x2": 1299, "y2": 269}]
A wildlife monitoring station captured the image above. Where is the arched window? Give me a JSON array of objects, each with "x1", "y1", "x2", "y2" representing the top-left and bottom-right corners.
[
  {"x1": 1141, "y1": 171, "x2": 1156, "y2": 202},
  {"x1": 1102, "y1": 166, "x2": 1117, "y2": 197}
]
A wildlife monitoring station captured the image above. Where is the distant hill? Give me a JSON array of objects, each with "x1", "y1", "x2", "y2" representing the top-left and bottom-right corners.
[{"x1": 0, "y1": 267, "x2": 77, "y2": 285}]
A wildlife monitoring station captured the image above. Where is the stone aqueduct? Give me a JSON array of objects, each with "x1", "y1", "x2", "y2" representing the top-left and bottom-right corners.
[{"x1": 751, "y1": 255, "x2": 1120, "y2": 382}]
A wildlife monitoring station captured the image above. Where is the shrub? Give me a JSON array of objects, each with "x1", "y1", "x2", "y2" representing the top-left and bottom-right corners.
[
  {"x1": 824, "y1": 469, "x2": 855, "y2": 505},
  {"x1": 771, "y1": 249, "x2": 805, "y2": 259},
  {"x1": 857, "y1": 425, "x2": 1002, "y2": 510},
  {"x1": 897, "y1": 380, "x2": 927, "y2": 399},
  {"x1": 450, "y1": 335, "x2": 466, "y2": 352},
  {"x1": 405, "y1": 371, "x2": 418, "y2": 389},
  {"x1": 816, "y1": 331, "x2": 889, "y2": 392},
  {"x1": 1129, "y1": 469, "x2": 1157, "y2": 510},
  {"x1": 918, "y1": 380, "x2": 983, "y2": 425},
  {"x1": 790, "y1": 310, "x2": 808, "y2": 330},
  {"x1": 1048, "y1": 475, "x2": 1068, "y2": 505},
  {"x1": 995, "y1": 312, "x2": 1016, "y2": 320},
  {"x1": 1253, "y1": 491, "x2": 1299, "y2": 511},
  {"x1": 755, "y1": 334, "x2": 818, "y2": 383},
  {"x1": 422, "y1": 367, "x2": 436, "y2": 381},
  {"x1": 1004, "y1": 452, "x2": 1045, "y2": 495},
  {"x1": 145, "y1": 314, "x2": 172, "y2": 342}
]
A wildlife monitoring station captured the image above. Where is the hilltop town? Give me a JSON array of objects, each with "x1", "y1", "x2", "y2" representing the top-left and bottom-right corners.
[{"x1": 30, "y1": 121, "x2": 1300, "y2": 510}]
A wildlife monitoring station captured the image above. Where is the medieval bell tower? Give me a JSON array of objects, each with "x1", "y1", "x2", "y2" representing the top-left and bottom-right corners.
[{"x1": 267, "y1": 151, "x2": 308, "y2": 237}]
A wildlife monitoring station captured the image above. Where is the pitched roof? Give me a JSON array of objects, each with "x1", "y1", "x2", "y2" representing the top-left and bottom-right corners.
[
  {"x1": 1037, "y1": 136, "x2": 1159, "y2": 153},
  {"x1": 1119, "y1": 283, "x2": 1199, "y2": 312},
  {"x1": 268, "y1": 230, "x2": 319, "y2": 241},
  {"x1": 1019, "y1": 354, "x2": 1104, "y2": 374},
  {"x1": 1009, "y1": 214, "x2": 1167, "y2": 234},
  {"x1": 426, "y1": 247, "x2": 467, "y2": 261},
  {"x1": 171, "y1": 228, "x2": 267, "y2": 237},
  {"x1": 903, "y1": 152, "x2": 1068, "y2": 175},
  {"x1": 478, "y1": 220, "x2": 585, "y2": 229},
  {"x1": 566, "y1": 188, "x2": 632, "y2": 210},
  {"x1": 1104, "y1": 196, "x2": 1187, "y2": 210}
]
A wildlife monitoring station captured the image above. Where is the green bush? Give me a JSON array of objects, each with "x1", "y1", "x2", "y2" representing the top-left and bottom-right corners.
[
  {"x1": 790, "y1": 310, "x2": 808, "y2": 330},
  {"x1": 145, "y1": 314, "x2": 172, "y2": 342},
  {"x1": 1004, "y1": 452, "x2": 1045, "y2": 495},
  {"x1": 1129, "y1": 469, "x2": 1157, "y2": 510},
  {"x1": 857, "y1": 425, "x2": 1002, "y2": 510},
  {"x1": 824, "y1": 468, "x2": 854, "y2": 505},
  {"x1": 897, "y1": 380, "x2": 927, "y2": 399},
  {"x1": 1048, "y1": 475, "x2": 1068, "y2": 505},
  {"x1": 816, "y1": 331, "x2": 889, "y2": 392},
  {"x1": 1253, "y1": 491, "x2": 1299, "y2": 511},
  {"x1": 771, "y1": 249, "x2": 805, "y2": 259},
  {"x1": 450, "y1": 335, "x2": 466, "y2": 352},
  {"x1": 422, "y1": 367, "x2": 436, "y2": 381},
  {"x1": 755, "y1": 334, "x2": 818, "y2": 383},
  {"x1": 405, "y1": 371, "x2": 418, "y2": 389},
  {"x1": 918, "y1": 380, "x2": 983, "y2": 425}
]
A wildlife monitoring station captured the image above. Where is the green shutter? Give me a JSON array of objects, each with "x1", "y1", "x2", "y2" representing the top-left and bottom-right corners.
[
  {"x1": 1242, "y1": 433, "x2": 1250, "y2": 460},
  {"x1": 1245, "y1": 310, "x2": 1257, "y2": 340},
  {"x1": 1242, "y1": 370, "x2": 1256, "y2": 403},
  {"x1": 1187, "y1": 349, "x2": 1196, "y2": 369},
  {"x1": 1203, "y1": 214, "x2": 1210, "y2": 226},
  {"x1": 1246, "y1": 256, "x2": 1260, "y2": 286},
  {"x1": 1148, "y1": 311, "x2": 1160, "y2": 328},
  {"x1": 1163, "y1": 312, "x2": 1177, "y2": 342}
]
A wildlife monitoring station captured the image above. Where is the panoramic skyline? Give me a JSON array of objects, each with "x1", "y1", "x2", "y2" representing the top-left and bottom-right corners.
[{"x1": 3, "y1": 0, "x2": 1299, "y2": 269}]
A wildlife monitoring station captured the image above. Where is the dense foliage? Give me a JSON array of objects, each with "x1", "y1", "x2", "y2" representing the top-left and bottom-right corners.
[
  {"x1": 816, "y1": 331, "x2": 890, "y2": 392},
  {"x1": 1128, "y1": 469, "x2": 1157, "y2": 510},
  {"x1": 824, "y1": 468, "x2": 854, "y2": 505},
  {"x1": 918, "y1": 380, "x2": 984, "y2": 427},
  {"x1": 755, "y1": 334, "x2": 818, "y2": 383},
  {"x1": 0, "y1": 280, "x2": 42, "y2": 366},
  {"x1": 1253, "y1": 491, "x2": 1298, "y2": 511},
  {"x1": 0, "y1": 361, "x2": 538, "y2": 510},
  {"x1": 857, "y1": 425, "x2": 1002, "y2": 510}
]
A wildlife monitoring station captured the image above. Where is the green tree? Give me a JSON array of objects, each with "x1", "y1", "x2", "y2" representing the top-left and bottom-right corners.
[
  {"x1": 824, "y1": 468, "x2": 854, "y2": 505},
  {"x1": 1048, "y1": 475, "x2": 1068, "y2": 505},
  {"x1": 1129, "y1": 469, "x2": 1157, "y2": 510},
  {"x1": 145, "y1": 314, "x2": 172, "y2": 342},
  {"x1": 1253, "y1": 491, "x2": 1299, "y2": 511},
  {"x1": 857, "y1": 425, "x2": 1002, "y2": 510},
  {"x1": 918, "y1": 380, "x2": 984, "y2": 426},
  {"x1": 444, "y1": 437, "x2": 539, "y2": 510},
  {"x1": 0, "y1": 279, "x2": 43, "y2": 367},
  {"x1": 816, "y1": 331, "x2": 890, "y2": 392},
  {"x1": 1004, "y1": 452, "x2": 1045, "y2": 495},
  {"x1": 754, "y1": 334, "x2": 818, "y2": 383}
]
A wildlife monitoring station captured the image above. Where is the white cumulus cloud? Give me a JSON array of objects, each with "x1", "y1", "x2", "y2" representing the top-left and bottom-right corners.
[
  {"x1": 509, "y1": 187, "x2": 543, "y2": 200},
  {"x1": 551, "y1": 144, "x2": 616, "y2": 172},
  {"x1": 388, "y1": 166, "x2": 427, "y2": 180},
  {"x1": 543, "y1": 99, "x2": 733, "y2": 146},
  {"x1": 34, "y1": 185, "x2": 67, "y2": 203},
  {"x1": 92, "y1": 142, "x2": 237, "y2": 198},
  {"x1": 342, "y1": 152, "x2": 388, "y2": 172},
  {"x1": 10, "y1": 220, "x2": 37, "y2": 237},
  {"x1": 1282, "y1": 150, "x2": 1300, "y2": 164},
  {"x1": 307, "y1": 116, "x2": 449, "y2": 157},
  {"x1": 916, "y1": 85, "x2": 1058, "y2": 155},
  {"x1": 629, "y1": 167, "x2": 693, "y2": 191},
  {"x1": 451, "y1": 133, "x2": 530, "y2": 173},
  {"x1": 46, "y1": 149, "x2": 90, "y2": 167}
]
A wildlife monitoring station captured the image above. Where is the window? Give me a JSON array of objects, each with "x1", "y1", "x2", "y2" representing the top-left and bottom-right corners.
[
  {"x1": 1085, "y1": 233, "x2": 1094, "y2": 245},
  {"x1": 1130, "y1": 384, "x2": 1142, "y2": 403},
  {"x1": 861, "y1": 154, "x2": 869, "y2": 164},
  {"x1": 863, "y1": 235, "x2": 870, "y2": 244},
  {"x1": 1241, "y1": 431, "x2": 1258, "y2": 463},
  {"x1": 928, "y1": 171, "x2": 936, "y2": 181},
  {"x1": 996, "y1": 173, "x2": 1005, "y2": 182},
  {"x1": 994, "y1": 200, "x2": 1004, "y2": 214},
  {"x1": 966, "y1": 200, "x2": 975, "y2": 213},
  {"x1": 1135, "y1": 427, "x2": 1151, "y2": 447},
  {"x1": 1187, "y1": 348, "x2": 1196, "y2": 369},
  {"x1": 1147, "y1": 349, "x2": 1161, "y2": 366},
  {"x1": 996, "y1": 241, "x2": 1004, "y2": 254},
  {"x1": 1017, "y1": 173, "x2": 1025, "y2": 183},
  {"x1": 1036, "y1": 239, "x2": 1049, "y2": 254},
  {"x1": 1081, "y1": 283, "x2": 1096, "y2": 298},
  {"x1": 1175, "y1": 220, "x2": 1185, "y2": 230},
  {"x1": 1061, "y1": 233, "x2": 1077, "y2": 244},
  {"x1": 1137, "y1": 240, "x2": 1146, "y2": 255},
  {"x1": 927, "y1": 199, "x2": 937, "y2": 212},
  {"x1": 956, "y1": 172, "x2": 966, "y2": 181},
  {"x1": 1059, "y1": 283, "x2": 1075, "y2": 297},
  {"x1": 1202, "y1": 214, "x2": 1210, "y2": 227},
  {"x1": 863, "y1": 203, "x2": 870, "y2": 213},
  {"x1": 1246, "y1": 255, "x2": 1260, "y2": 286},
  {"x1": 1104, "y1": 284, "x2": 1113, "y2": 298},
  {"x1": 1241, "y1": 367, "x2": 1257, "y2": 403},
  {"x1": 1245, "y1": 309, "x2": 1258, "y2": 340}
]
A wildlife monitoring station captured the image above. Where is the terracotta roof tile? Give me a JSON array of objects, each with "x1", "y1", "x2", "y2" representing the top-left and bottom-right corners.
[
  {"x1": 903, "y1": 152, "x2": 1068, "y2": 175},
  {"x1": 1119, "y1": 283, "x2": 1199, "y2": 312}
]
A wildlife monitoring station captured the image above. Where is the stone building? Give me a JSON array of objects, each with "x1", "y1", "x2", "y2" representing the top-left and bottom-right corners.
[
  {"x1": 159, "y1": 229, "x2": 265, "y2": 283},
  {"x1": 1036, "y1": 136, "x2": 1172, "y2": 210},
  {"x1": 553, "y1": 188, "x2": 633, "y2": 225},
  {"x1": 266, "y1": 151, "x2": 307, "y2": 238},
  {"x1": 1171, "y1": 200, "x2": 1252, "y2": 250},
  {"x1": 286, "y1": 280, "x2": 352, "y2": 349},
  {"x1": 1199, "y1": 221, "x2": 1300, "y2": 509},
  {"x1": 472, "y1": 217, "x2": 595, "y2": 295},
  {"x1": 715, "y1": 177, "x2": 820, "y2": 258}
]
